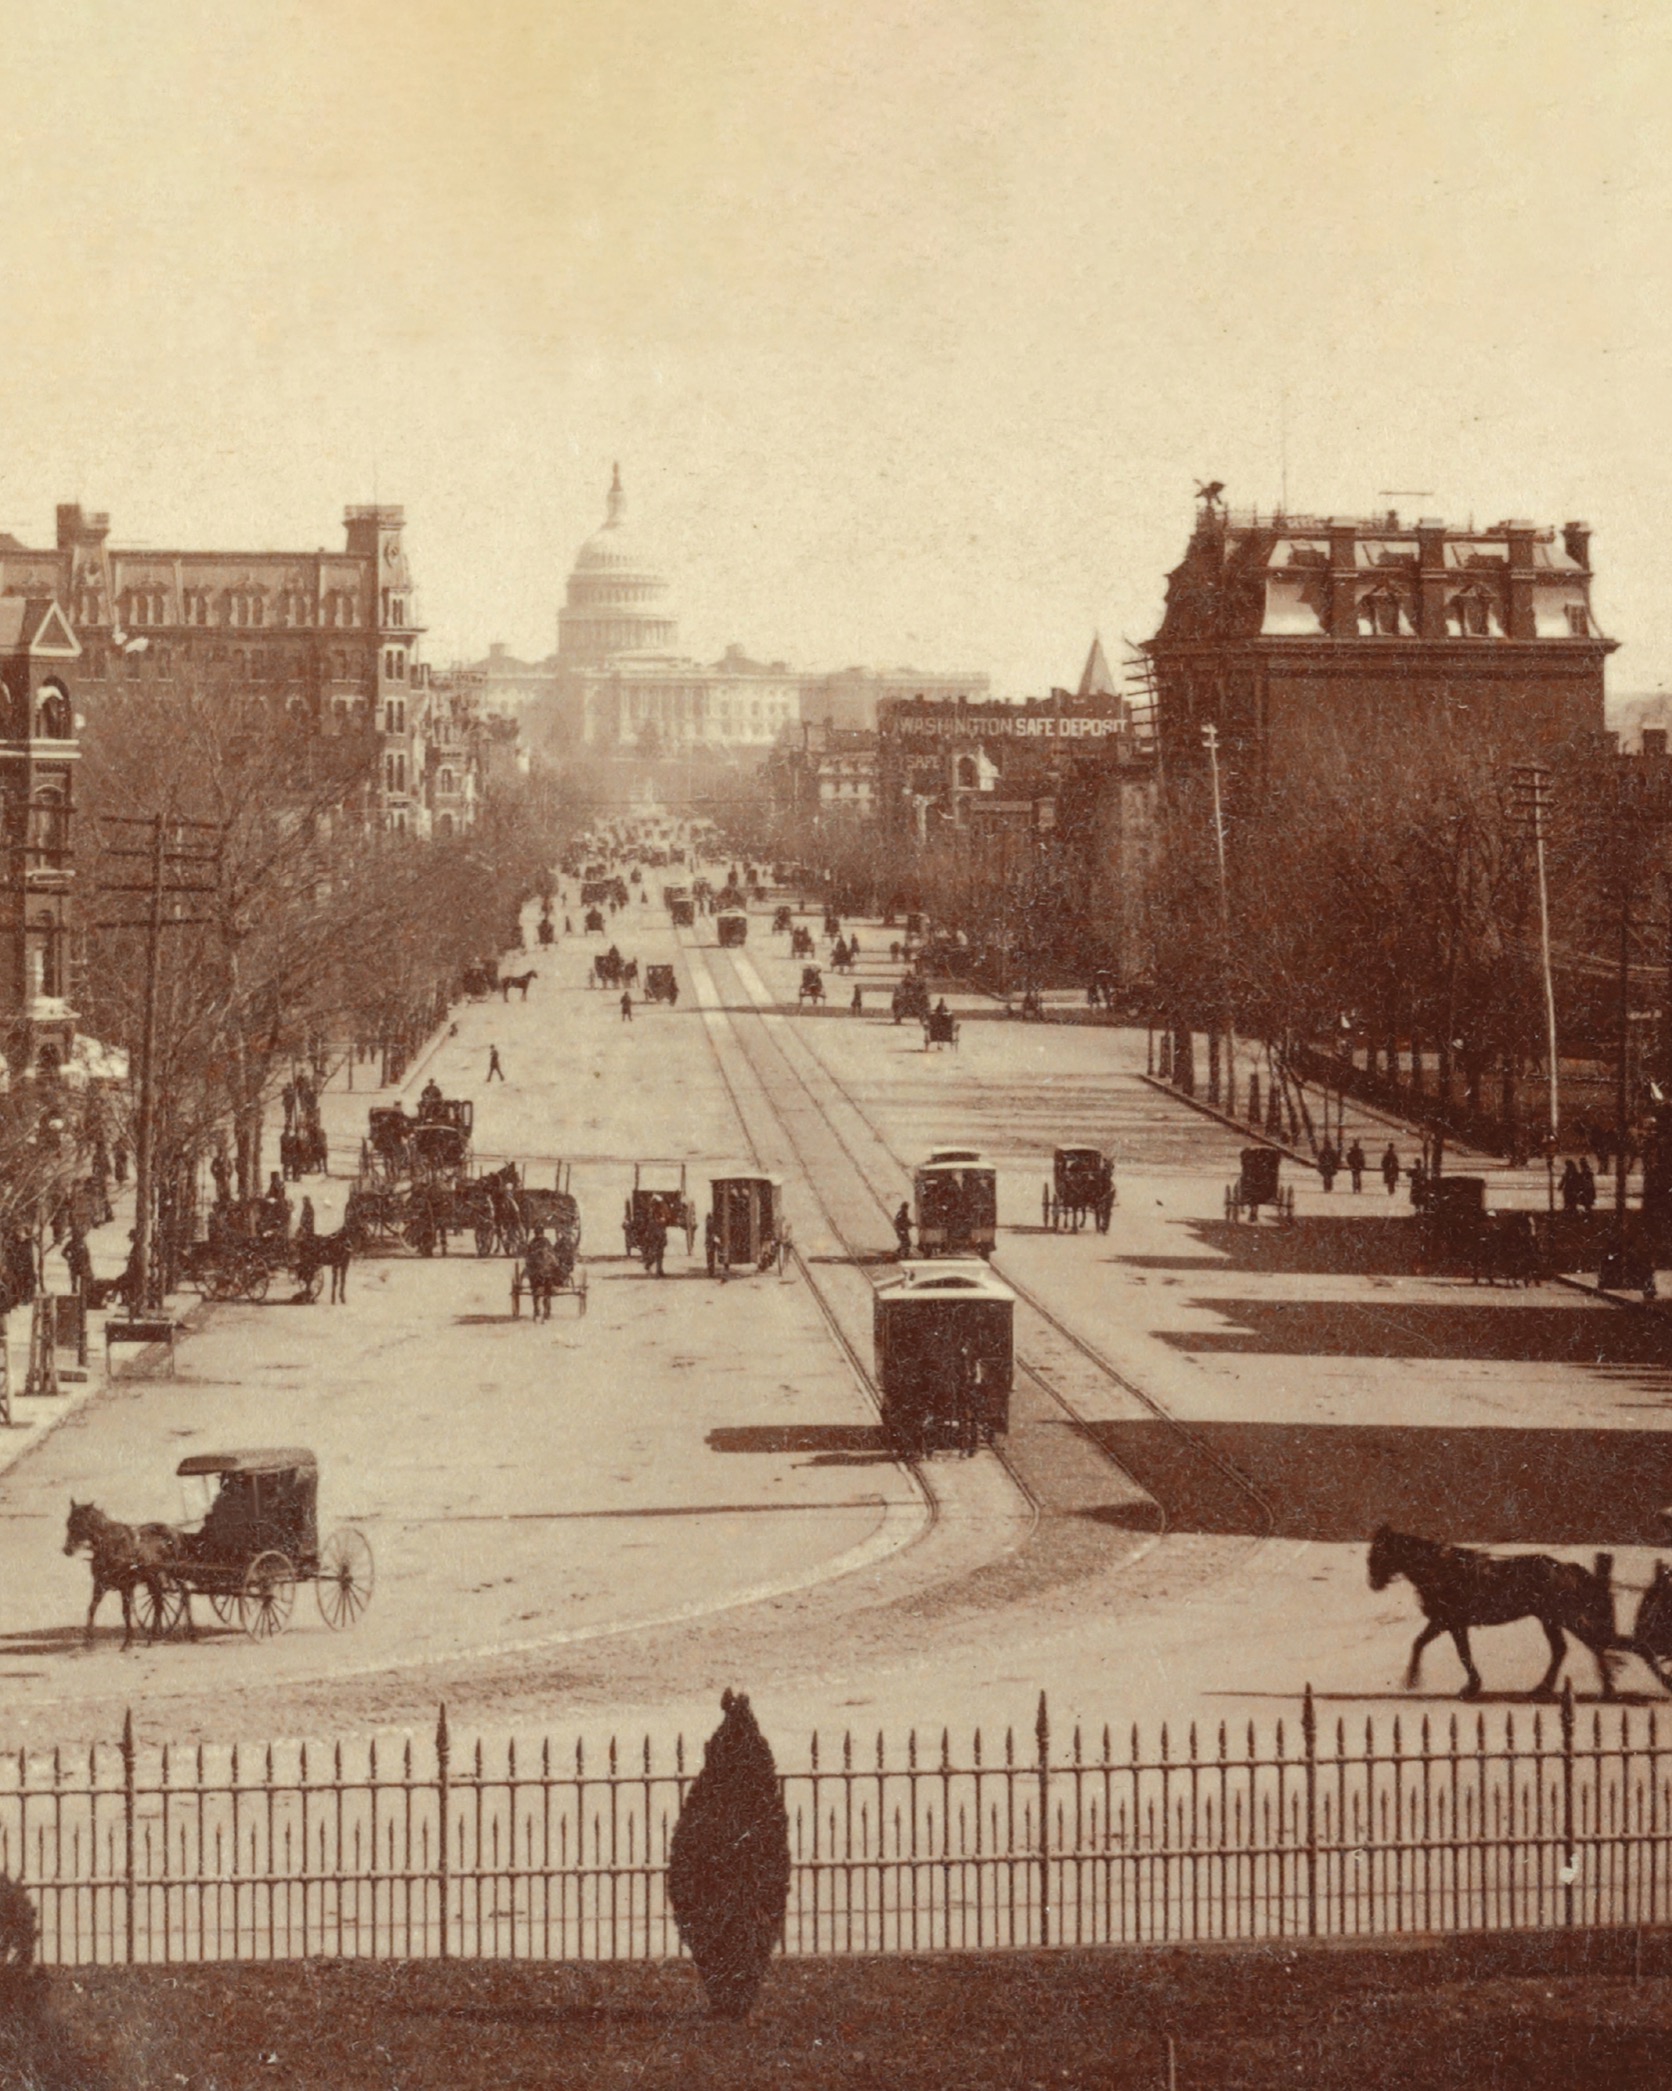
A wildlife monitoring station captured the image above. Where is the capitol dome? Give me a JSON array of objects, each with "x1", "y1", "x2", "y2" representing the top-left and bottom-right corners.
[{"x1": 557, "y1": 465, "x2": 679, "y2": 669}]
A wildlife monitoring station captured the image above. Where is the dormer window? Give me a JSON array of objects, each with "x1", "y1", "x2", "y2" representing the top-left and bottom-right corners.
[
  {"x1": 1566, "y1": 603, "x2": 1591, "y2": 637},
  {"x1": 1446, "y1": 588, "x2": 1497, "y2": 638},
  {"x1": 1357, "y1": 589, "x2": 1407, "y2": 637}
]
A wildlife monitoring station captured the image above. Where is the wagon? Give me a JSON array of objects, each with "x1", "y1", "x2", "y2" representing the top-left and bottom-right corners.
[
  {"x1": 790, "y1": 925, "x2": 816, "y2": 959},
  {"x1": 772, "y1": 906, "x2": 793, "y2": 933},
  {"x1": 1224, "y1": 1146, "x2": 1294, "y2": 1224},
  {"x1": 708, "y1": 1175, "x2": 788, "y2": 1277},
  {"x1": 874, "y1": 1263, "x2": 1013, "y2": 1456},
  {"x1": 645, "y1": 963, "x2": 679, "y2": 1004},
  {"x1": 798, "y1": 965, "x2": 825, "y2": 1007},
  {"x1": 155, "y1": 1449, "x2": 373, "y2": 1641},
  {"x1": 914, "y1": 1150, "x2": 997, "y2": 1258},
  {"x1": 717, "y1": 911, "x2": 748, "y2": 948},
  {"x1": 581, "y1": 879, "x2": 615, "y2": 906},
  {"x1": 1044, "y1": 1148, "x2": 1115, "y2": 1232},
  {"x1": 670, "y1": 897, "x2": 695, "y2": 927},
  {"x1": 624, "y1": 1162, "x2": 697, "y2": 1258}
]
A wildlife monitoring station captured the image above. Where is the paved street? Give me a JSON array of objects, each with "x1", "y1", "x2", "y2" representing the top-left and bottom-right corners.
[{"x1": 3, "y1": 875, "x2": 1671, "y2": 1762}]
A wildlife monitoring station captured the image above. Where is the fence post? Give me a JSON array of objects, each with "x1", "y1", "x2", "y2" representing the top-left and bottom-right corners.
[
  {"x1": 1302, "y1": 1684, "x2": 1318, "y2": 1937},
  {"x1": 437, "y1": 1704, "x2": 451, "y2": 1960},
  {"x1": 120, "y1": 1710, "x2": 136, "y2": 1965},
  {"x1": 1036, "y1": 1691, "x2": 1051, "y2": 1949},
  {"x1": 1561, "y1": 1681, "x2": 1576, "y2": 1928}
]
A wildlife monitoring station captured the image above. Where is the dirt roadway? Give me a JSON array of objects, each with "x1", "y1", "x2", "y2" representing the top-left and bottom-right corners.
[{"x1": 4, "y1": 876, "x2": 1672, "y2": 1766}]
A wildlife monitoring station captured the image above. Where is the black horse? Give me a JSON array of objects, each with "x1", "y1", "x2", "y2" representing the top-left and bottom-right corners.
[
  {"x1": 1368, "y1": 1525, "x2": 1641, "y2": 1700},
  {"x1": 63, "y1": 1501, "x2": 187, "y2": 1649},
  {"x1": 296, "y1": 1222, "x2": 356, "y2": 1303}
]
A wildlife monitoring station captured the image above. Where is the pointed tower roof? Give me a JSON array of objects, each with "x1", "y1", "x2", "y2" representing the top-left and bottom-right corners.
[{"x1": 1077, "y1": 633, "x2": 1116, "y2": 699}]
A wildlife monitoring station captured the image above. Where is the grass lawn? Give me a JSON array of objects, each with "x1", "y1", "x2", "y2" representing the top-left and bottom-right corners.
[{"x1": 4, "y1": 1931, "x2": 1672, "y2": 2089}]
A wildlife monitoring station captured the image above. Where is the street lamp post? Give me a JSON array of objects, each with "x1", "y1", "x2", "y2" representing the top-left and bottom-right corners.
[{"x1": 1201, "y1": 723, "x2": 1233, "y2": 1109}]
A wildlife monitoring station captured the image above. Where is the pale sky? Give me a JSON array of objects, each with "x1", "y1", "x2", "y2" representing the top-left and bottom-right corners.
[{"x1": 0, "y1": 0, "x2": 1664, "y2": 694}]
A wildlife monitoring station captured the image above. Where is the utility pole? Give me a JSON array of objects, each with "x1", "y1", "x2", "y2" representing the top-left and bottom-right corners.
[
  {"x1": 1510, "y1": 765, "x2": 1559, "y2": 1215},
  {"x1": 1201, "y1": 723, "x2": 1233, "y2": 1108},
  {"x1": 96, "y1": 813, "x2": 222, "y2": 1309}
]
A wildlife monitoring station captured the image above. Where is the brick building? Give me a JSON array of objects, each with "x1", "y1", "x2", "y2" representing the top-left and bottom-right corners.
[
  {"x1": 0, "y1": 503, "x2": 432, "y2": 830},
  {"x1": 1144, "y1": 498, "x2": 1615, "y2": 804}
]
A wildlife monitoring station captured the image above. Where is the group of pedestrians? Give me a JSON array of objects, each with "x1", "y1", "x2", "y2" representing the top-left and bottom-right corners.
[
  {"x1": 1560, "y1": 1157, "x2": 1599, "y2": 1214},
  {"x1": 1314, "y1": 1138, "x2": 1407, "y2": 1195}
]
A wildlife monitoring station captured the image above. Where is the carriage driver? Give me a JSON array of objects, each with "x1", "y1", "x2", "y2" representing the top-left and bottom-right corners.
[{"x1": 418, "y1": 1078, "x2": 444, "y2": 1121}]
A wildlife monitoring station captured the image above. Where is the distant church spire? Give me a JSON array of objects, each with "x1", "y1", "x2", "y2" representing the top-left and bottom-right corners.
[
  {"x1": 1077, "y1": 632, "x2": 1116, "y2": 699},
  {"x1": 606, "y1": 462, "x2": 625, "y2": 527}
]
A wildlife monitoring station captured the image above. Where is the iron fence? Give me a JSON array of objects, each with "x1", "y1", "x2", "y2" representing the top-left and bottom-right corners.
[{"x1": 4, "y1": 1687, "x2": 1672, "y2": 1965}]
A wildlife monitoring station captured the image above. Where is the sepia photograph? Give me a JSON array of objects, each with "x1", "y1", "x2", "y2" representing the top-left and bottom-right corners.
[{"x1": 0, "y1": 1, "x2": 1666, "y2": 2084}]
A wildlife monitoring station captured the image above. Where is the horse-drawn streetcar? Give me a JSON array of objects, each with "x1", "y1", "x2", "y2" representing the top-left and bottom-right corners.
[
  {"x1": 874, "y1": 1263, "x2": 1014, "y2": 1456},
  {"x1": 708, "y1": 1175, "x2": 788, "y2": 1277},
  {"x1": 913, "y1": 1149, "x2": 997, "y2": 1258},
  {"x1": 716, "y1": 910, "x2": 748, "y2": 948},
  {"x1": 645, "y1": 963, "x2": 679, "y2": 1004}
]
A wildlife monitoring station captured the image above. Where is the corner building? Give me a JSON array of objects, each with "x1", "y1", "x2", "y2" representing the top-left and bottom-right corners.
[
  {"x1": 1144, "y1": 502, "x2": 1615, "y2": 804},
  {"x1": 0, "y1": 503, "x2": 428, "y2": 829}
]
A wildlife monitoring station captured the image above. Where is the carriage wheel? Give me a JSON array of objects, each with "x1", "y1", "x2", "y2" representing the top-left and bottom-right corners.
[
  {"x1": 1043, "y1": 1186, "x2": 1052, "y2": 1229},
  {"x1": 240, "y1": 1551, "x2": 297, "y2": 1639},
  {"x1": 315, "y1": 1528, "x2": 374, "y2": 1631},
  {"x1": 136, "y1": 1574, "x2": 189, "y2": 1643},
  {"x1": 241, "y1": 1263, "x2": 272, "y2": 1304},
  {"x1": 204, "y1": 1266, "x2": 241, "y2": 1303},
  {"x1": 574, "y1": 1267, "x2": 589, "y2": 1317},
  {"x1": 208, "y1": 1590, "x2": 239, "y2": 1626}
]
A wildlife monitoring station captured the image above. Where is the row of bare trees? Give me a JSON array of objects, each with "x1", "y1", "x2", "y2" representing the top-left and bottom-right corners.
[
  {"x1": 1151, "y1": 724, "x2": 1672, "y2": 1151},
  {"x1": 58, "y1": 679, "x2": 564, "y2": 1293}
]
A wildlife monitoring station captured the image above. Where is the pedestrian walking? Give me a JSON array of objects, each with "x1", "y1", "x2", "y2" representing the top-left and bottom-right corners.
[
  {"x1": 487, "y1": 1044, "x2": 506, "y2": 1082},
  {"x1": 298, "y1": 1197, "x2": 316, "y2": 1240},
  {"x1": 1317, "y1": 1140, "x2": 1339, "y2": 1192},
  {"x1": 281, "y1": 1080, "x2": 297, "y2": 1131},
  {"x1": 1577, "y1": 1157, "x2": 1598, "y2": 1215},
  {"x1": 643, "y1": 1214, "x2": 667, "y2": 1276},
  {"x1": 1381, "y1": 1142, "x2": 1399, "y2": 1195},
  {"x1": 1408, "y1": 1156, "x2": 1427, "y2": 1209},
  {"x1": 893, "y1": 1201, "x2": 913, "y2": 1260},
  {"x1": 1347, "y1": 1139, "x2": 1365, "y2": 1193},
  {"x1": 851, "y1": 985, "x2": 863, "y2": 1014},
  {"x1": 564, "y1": 915, "x2": 572, "y2": 934},
  {"x1": 620, "y1": 990, "x2": 634, "y2": 1023},
  {"x1": 61, "y1": 1225, "x2": 93, "y2": 1297},
  {"x1": 1560, "y1": 1158, "x2": 1580, "y2": 1214}
]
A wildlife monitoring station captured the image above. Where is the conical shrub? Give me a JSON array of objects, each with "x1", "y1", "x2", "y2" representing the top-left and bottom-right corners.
[{"x1": 667, "y1": 1690, "x2": 791, "y2": 2018}]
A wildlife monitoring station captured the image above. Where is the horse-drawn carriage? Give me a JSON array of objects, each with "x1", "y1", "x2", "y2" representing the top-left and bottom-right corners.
[
  {"x1": 645, "y1": 963, "x2": 679, "y2": 1005},
  {"x1": 708, "y1": 1175, "x2": 788, "y2": 1277},
  {"x1": 891, "y1": 975, "x2": 930, "y2": 1025},
  {"x1": 798, "y1": 965, "x2": 826, "y2": 1007},
  {"x1": 670, "y1": 896, "x2": 695, "y2": 927},
  {"x1": 462, "y1": 958, "x2": 500, "y2": 999},
  {"x1": 924, "y1": 1007, "x2": 959, "y2": 1051},
  {"x1": 592, "y1": 947, "x2": 632, "y2": 990},
  {"x1": 510, "y1": 1230, "x2": 588, "y2": 1318},
  {"x1": 790, "y1": 925, "x2": 816, "y2": 959},
  {"x1": 1224, "y1": 1146, "x2": 1295, "y2": 1224},
  {"x1": 624, "y1": 1162, "x2": 698, "y2": 1258},
  {"x1": 362, "y1": 1095, "x2": 474, "y2": 1186},
  {"x1": 717, "y1": 910, "x2": 748, "y2": 948},
  {"x1": 772, "y1": 905, "x2": 794, "y2": 934},
  {"x1": 161, "y1": 1449, "x2": 374, "y2": 1639},
  {"x1": 537, "y1": 916, "x2": 555, "y2": 946},
  {"x1": 582, "y1": 877, "x2": 627, "y2": 909},
  {"x1": 874, "y1": 1263, "x2": 1013, "y2": 1456},
  {"x1": 182, "y1": 1198, "x2": 341, "y2": 1304},
  {"x1": 1044, "y1": 1148, "x2": 1115, "y2": 1232},
  {"x1": 914, "y1": 1149, "x2": 997, "y2": 1259}
]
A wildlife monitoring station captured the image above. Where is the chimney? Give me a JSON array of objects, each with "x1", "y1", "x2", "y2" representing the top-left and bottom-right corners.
[
  {"x1": 1327, "y1": 519, "x2": 1358, "y2": 638},
  {"x1": 56, "y1": 503, "x2": 109, "y2": 551},
  {"x1": 1416, "y1": 521, "x2": 1448, "y2": 640},
  {"x1": 1563, "y1": 520, "x2": 1592, "y2": 569}
]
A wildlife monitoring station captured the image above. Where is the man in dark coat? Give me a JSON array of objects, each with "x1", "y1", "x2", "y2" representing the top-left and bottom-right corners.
[{"x1": 893, "y1": 1202, "x2": 913, "y2": 1260}]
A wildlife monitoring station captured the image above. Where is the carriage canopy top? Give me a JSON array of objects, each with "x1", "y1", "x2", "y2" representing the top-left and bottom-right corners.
[{"x1": 176, "y1": 1449, "x2": 318, "y2": 1479}]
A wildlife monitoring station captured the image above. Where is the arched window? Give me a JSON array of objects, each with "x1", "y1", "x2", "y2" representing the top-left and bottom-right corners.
[
  {"x1": 30, "y1": 910, "x2": 62, "y2": 997},
  {"x1": 439, "y1": 768, "x2": 455, "y2": 794},
  {"x1": 1357, "y1": 589, "x2": 1407, "y2": 637},
  {"x1": 955, "y1": 754, "x2": 978, "y2": 788},
  {"x1": 36, "y1": 685, "x2": 71, "y2": 739},
  {"x1": 437, "y1": 812, "x2": 454, "y2": 837}
]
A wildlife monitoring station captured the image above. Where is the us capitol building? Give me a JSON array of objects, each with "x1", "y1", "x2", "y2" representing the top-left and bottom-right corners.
[{"x1": 482, "y1": 468, "x2": 987, "y2": 757}]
